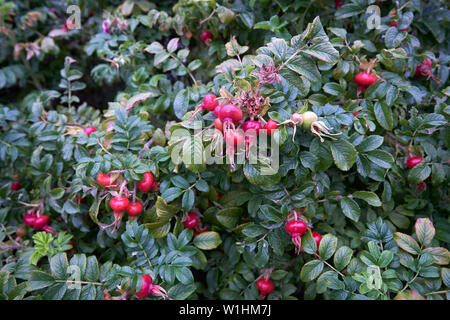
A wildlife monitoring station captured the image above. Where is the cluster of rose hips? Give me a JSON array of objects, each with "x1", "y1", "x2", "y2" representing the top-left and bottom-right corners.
[
  {"x1": 135, "y1": 274, "x2": 169, "y2": 299},
  {"x1": 285, "y1": 218, "x2": 321, "y2": 255},
  {"x1": 97, "y1": 171, "x2": 158, "y2": 232},
  {"x1": 196, "y1": 93, "x2": 280, "y2": 148},
  {"x1": 23, "y1": 210, "x2": 56, "y2": 235}
]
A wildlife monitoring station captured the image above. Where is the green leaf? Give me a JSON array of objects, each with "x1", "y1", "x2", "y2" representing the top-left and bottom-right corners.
[
  {"x1": 50, "y1": 253, "x2": 69, "y2": 279},
  {"x1": 407, "y1": 163, "x2": 431, "y2": 184},
  {"x1": 301, "y1": 230, "x2": 317, "y2": 254},
  {"x1": 300, "y1": 260, "x2": 324, "y2": 282},
  {"x1": 374, "y1": 102, "x2": 393, "y2": 131},
  {"x1": 161, "y1": 187, "x2": 183, "y2": 203},
  {"x1": 378, "y1": 251, "x2": 394, "y2": 268},
  {"x1": 356, "y1": 135, "x2": 384, "y2": 153},
  {"x1": 182, "y1": 189, "x2": 195, "y2": 212},
  {"x1": 318, "y1": 234, "x2": 338, "y2": 260},
  {"x1": 287, "y1": 56, "x2": 321, "y2": 82},
  {"x1": 155, "y1": 196, "x2": 179, "y2": 220},
  {"x1": 394, "y1": 232, "x2": 421, "y2": 255},
  {"x1": 335, "y1": 3, "x2": 364, "y2": 19},
  {"x1": 216, "y1": 207, "x2": 242, "y2": 229},
  {"x1": 333, "y1": 246, "x2": 353, "y2": 271},
  {"x1": 352, "y1": 191, "x2": 382, "y2": 207},
  {"x1": 243, "y1": 162, "x2": 281, "y2": 187},
  {"x1": 85, "y1": 256, "x2": 100, "y2": 282},
  {"x1": 28, "y1": 271, "x2": 55, "y2": 291},
  {"x1": 366, "y1": 150, "x2": 394, "y2": 169},
  {"x1": 193, "y1": 231, "x2": 222, "y2": 250},
  {"x1": 340, "y1": 197, "x2": 361, "y2": 222},
  {"x1": 422, "y1": 247, "x2": 450, "y2": 265},
  {"x1": 415, "y1": 218, "x2": 435, "y2": 247},
  {"x1": 241, "y1": 224, "x2": 267, "y2": 238},
  {"x1": 323, "y1": 82, "x2": 344, "y2": 96},
  {"x1": 329, "y1": 139, "x2": 357, "y2": 171}
]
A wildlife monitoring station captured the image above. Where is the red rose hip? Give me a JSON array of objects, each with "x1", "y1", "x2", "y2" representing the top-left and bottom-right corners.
[
  {"x1": 312, "y1": 232, "x2": 322, "y2": 248},
  {"x1": 354, "y1": 72, "x2": 378, "y2": 88},
  {"x1": 84, "y1": 126, "x2": 97, "y2": 136},
  {"x1": 183, "y1": 212, "x2": 199, "y2": 229},
  {"x1": 33, "y1": 215, "x2": 51, "y2": 231},
  {"x1": 203, "y1": 94, "x2": 219, "y2": 111},
  {"x1": 406, "y1": 156, "x2": 424, "y2": 169},
  {"x1": 97, "y1": 173, "x2": 111, "y2": 187},
  {"x1": 137, "y1": 172, "x2": 154, "y2": 192},
  {"x1": 126, "y1": 201, "x2": 143, "y2": 216},
  {"x1": 256, "y1": 278, "x2": 274, "y2": 295},
  {"x1": 109, "y1": 196, "x2": 130, "y2": 211},
  {"x1": 136, "y1": 274, "x2": 153, "y2": 298},
  {"x1": 264, "y1": 119, "x2": 279, "y2": 135},
  {"x1": 285, "y1": 220, "x2": 307, "y2": 236}
]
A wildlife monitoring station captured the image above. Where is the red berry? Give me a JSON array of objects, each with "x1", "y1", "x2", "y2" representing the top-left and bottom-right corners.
[
  {"x1": 213, "y1": 105, "x2": 222, "y2": 118},
  {"x1": 285, "y1": 220, "x2": 307, "y2": 236},
  {"x1": 264, "y1": 119, "x2": 279, "y2": 135},
  {"x1": 126, "y1": 201, "x2": 143, "y2": 216},
  {"x1": 256, "y1": 278, "x2": 274, "y2": 294},
  {"x1": 214, "y1": 118, "x2": 223, "y2": 131},
  {"x1": 136, "y1": 274, "x2": 153, "y2": 298},
  {"x1": 137, "y1": 172, "x2": 154, "y2": 192},
  {"x1": 218, "y1": 104, "x2": 243, "y2": 123},
  {"x1": 224, "y1": 131, "x2": 245, "y2": 147},
  {"x1": 203, "y1": 94, "x2": 219, "y2": 111},
  {"x1": 406, "y1": 156, "x2": 424, "y2": 169},
  {"x1": 33, "y1": 215, "x2": 51, "y2": 231},
  {"x1": 84, "y1": 126, "x2": 97, "y2": 136},
  {"x1": 24, "y1": 211, "x2": 37, "y2": 227},
  {"x1": 109, "y1": 196, "x2": 130, "y2": 211},
  {"x1": 11, "y1": 181, "x2": 21, "y2": 191},
  {"x1": 183, "y1": 212, "x2": 199, "y2": 229},
  {"x1": 335, "y1": 0, "x2": 342, "y2": 9},
  {"x1": 242, "y1": 120, "x2": 262, "y2": 135},
  {"x1": 354, "y1": 72, "x2": 378, "y2": 88},
  {"x1": 97, "y1": 173, "x2": 111, "y2": 187},
  {"x1": 352, "y1": 111, "x2": 360, "y2": 117},
  {"x1": 201, "y1": 30, "x2": 213, "y2": 44},
  {"x1": 312, "y1": 232, "x2": 322, "y2": 248}
]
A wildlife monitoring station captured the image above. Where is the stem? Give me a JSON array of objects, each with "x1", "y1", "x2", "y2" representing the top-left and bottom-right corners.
[
  {"x1": 97, "y1": 138, "x2": 112, "y2": 155},
  {"x1": 425, "y1": 289, "x2": 450, "y2": 296},
  {"x1": 55, "y1": 280, "x2": 103, "y2": 286},
  {"x1": 199, "y1": 9, "x2": 216, "y2": 25},
  {"x1": 314, "y1": 253, "x2": 345, "y2": 277},
  {"x1": 169, "y1": 53, "x2": 197, "y2": 85},
  {"x1": 22, "y1": 55, "x2": 42, "y2": 90}
]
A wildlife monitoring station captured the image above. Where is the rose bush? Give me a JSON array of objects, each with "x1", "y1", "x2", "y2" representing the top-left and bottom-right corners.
[{"x1": 0, "y1": 0, "x2": 449, "y2": 300}]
